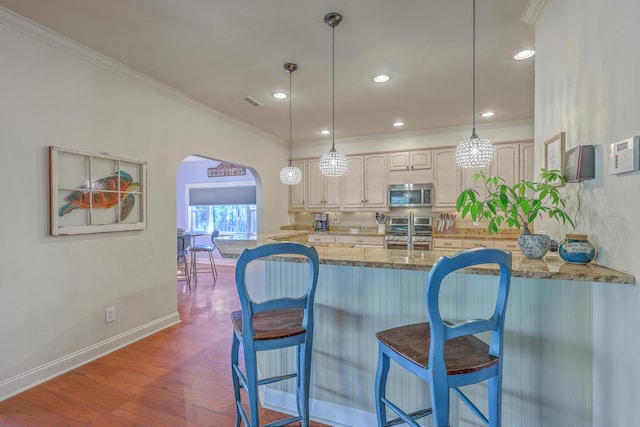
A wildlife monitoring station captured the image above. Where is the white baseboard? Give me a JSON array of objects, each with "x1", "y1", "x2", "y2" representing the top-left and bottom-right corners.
[
  {"x1": 0, "y1": 312, "x2": 181, "y2": 401},
  {"x1": 262, "y1": 388, "x2": 378, "y2": 427}
]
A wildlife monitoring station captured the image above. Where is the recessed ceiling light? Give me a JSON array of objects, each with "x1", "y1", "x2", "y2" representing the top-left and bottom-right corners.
[
  {"x1": 514, "y1": 49, "x2": 535, "y2": 60},
  {"x1": 481, "y1": 111, "x2": 495, "y2": 118},
  {"x1": 320, "y1": 130, "x2": 331, "y2": 135},
  {"x1": 373, "y1": 74, "x2": 390, "y2": 83},
  {"x1": 393, "y1": 121, "x2": 405, "y2": 127},
  {"x1": 272, "y1": 92, "x2": 288, "y2": 99}
]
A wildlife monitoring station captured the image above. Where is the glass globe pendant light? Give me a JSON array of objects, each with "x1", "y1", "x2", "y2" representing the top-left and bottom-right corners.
[
  {"x1": 455, "y1": 0, "x2": 494, "y2": 168},
  {"x1": 279, "y1": 63, "x2": 302, "y2": 185},
  {"x1": 319, "y1": 12, "x2": 348, "y2": 177}
]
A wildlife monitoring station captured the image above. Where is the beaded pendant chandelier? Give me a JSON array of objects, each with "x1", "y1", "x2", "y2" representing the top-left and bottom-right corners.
[
  {"x1": 455, "y1": 0, "x2": 494, "y2": 168},
  {"x1": 319, "y1": 12, "x2": 348, "y2": 177},
  {"x1": 279, "y1": 63, "x2": 302, "y2": 185}
]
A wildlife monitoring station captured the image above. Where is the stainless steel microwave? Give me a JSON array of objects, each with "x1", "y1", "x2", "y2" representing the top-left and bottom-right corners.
[{"x1": 388, "y1": 183, "x2": 433, "y2": 207}]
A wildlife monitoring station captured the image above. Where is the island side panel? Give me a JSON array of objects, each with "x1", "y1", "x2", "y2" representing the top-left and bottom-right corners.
[{"x1": 258, "y1": 261, "x2": 592, "y2": 427}]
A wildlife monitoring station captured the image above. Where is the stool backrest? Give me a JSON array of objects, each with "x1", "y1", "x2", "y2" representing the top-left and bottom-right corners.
[
  {"x1": 235, "y1": 242, "x2": 320, "y2": 340},
  {"x1": 426, "y1": 248, "x2": 512, "y2": 372},
  {"x1": 210, "y1": 230, "x2": 220, "y2": 251},
  {"x1": 177, "y1": 233, "x2": 191, "y2": 257}
]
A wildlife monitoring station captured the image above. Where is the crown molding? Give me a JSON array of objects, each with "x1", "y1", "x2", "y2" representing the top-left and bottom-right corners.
[{"x1": 521, "y1": 0, "x2": 548, "y2": 25}]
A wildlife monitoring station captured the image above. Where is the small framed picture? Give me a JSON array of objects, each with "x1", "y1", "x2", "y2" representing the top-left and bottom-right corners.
[{"x1": 544, "y1": 132, "x2": 565, "y2": 185}]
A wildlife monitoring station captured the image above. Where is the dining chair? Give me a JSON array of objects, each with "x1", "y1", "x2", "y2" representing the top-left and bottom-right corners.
[
  {"x1": 190, "y1": 229, "x2": 219, "y2": 284},
  {"x1": 375, "y1": 248, "x2": 512, "y2": 427},
  {"x1": 177, "y1": 232, "x2": 191, "y2": 288},
  {"x1": 230, "y1": 242, "x2": 320, "y2": 427}
]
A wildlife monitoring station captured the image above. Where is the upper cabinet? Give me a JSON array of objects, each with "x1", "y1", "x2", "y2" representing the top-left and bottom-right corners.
[
  {"x1": 307, "y1": 159, "x2": 341, "y2": 210},
  {"x1": 389, "y1": 150, "x2": 432, "y2": 171},
  {"x1": 342, "y1": 154, "x2": 387, "y2": 209},
  {"x1": 288, "y1": 159, "x2": 307, "y2": 210},
  {"x1": 520, "y1": 142, "x2": 535, "y2": 182},
  {"x1": 432, "y1": 148, "x2": 461, "y2": 210},
  {"x1": 290, "y1": 141, "x2": 533, "y2": 213},
  {"x1": 432, "y1": 141, "x2": 533, "y2": 212},
  {"x1": 388, "y1": 150, "x2": 433, "y2": 184},
  {"x1": 491, "y1": 141, "x2": 535, "y2": 186}
]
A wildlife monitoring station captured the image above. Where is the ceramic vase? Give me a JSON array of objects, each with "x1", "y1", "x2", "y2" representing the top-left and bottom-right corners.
[
  {"x1": 559, "y1": 234, "x2": 597, "y2": 264},
  {"x1": 517, "y1": 234, "x2": 550, "y2": 259}
]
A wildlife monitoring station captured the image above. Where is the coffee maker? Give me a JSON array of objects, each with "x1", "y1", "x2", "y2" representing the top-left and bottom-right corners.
[{"x1": 313, "y1": 213, "x2": 328, "y2": 231}]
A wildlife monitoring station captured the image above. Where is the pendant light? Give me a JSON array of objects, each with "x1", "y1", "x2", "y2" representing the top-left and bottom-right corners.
[
  {"x1": 319, "y1": 12, "x2": 348, "y2": 177},
  {"x1": 455, "y1": 0, "x2": 494, "y2": 168},
  {"x1": 279, "y1": 63, "x2": 303, "y2": 185}
]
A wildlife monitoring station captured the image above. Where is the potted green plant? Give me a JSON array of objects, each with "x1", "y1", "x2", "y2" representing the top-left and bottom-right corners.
[{"x1": 455, "y1": 169, "x2": 575, "y2": 258}]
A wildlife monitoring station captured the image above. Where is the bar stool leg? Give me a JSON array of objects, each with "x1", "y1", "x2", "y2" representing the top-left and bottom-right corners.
[
  {"x1": 375, "y1": 347, "x2": 390, "y2": 426},
  {"x1": 207, "y1": 250, "x2": 217, "y2": 281},
  {"x1": 190, "y1": 250, "x2": 198, "y2": 286},
  {"x1": 244, "y1": 348, "x2": 260, "y2": 427},
  {"x1": 231, "y1": 334, "x2": 242, "y2": 427}
]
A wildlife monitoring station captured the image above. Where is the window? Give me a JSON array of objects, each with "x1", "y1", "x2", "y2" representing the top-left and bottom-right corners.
[
  {"x1": 189, "y1": 205, "x2": 256, "y2": 235},
  {"x1": 186, "y1": 184, "x2": 256, "y2": 235}
]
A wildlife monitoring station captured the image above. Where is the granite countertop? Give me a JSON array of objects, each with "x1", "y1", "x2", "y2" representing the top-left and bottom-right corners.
[{"x1": 214, "y1": 232, "x2": 635, "y2": 285}]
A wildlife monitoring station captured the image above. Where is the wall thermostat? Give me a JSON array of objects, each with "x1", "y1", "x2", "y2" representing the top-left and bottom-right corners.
[
  {"x1": 564, "y1": 145, "x2": 595, "y2": 182},
  {"x1": 609, "y1": 136, "x2": 639, "y2": 175}
]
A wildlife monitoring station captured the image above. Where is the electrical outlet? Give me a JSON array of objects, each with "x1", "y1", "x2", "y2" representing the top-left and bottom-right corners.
[{"x1": 105, "y1": 307, "x2": 116, "y2": 323}]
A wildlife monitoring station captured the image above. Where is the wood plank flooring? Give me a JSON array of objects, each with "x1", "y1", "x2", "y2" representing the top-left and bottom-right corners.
[{"x1": 0, "y1": 265, "x2": 331, "y2": 426}]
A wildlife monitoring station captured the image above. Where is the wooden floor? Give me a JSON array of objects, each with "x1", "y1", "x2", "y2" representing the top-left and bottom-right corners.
[{"x1": 0, "y1": 265, "x2": 330, "y2": 426}]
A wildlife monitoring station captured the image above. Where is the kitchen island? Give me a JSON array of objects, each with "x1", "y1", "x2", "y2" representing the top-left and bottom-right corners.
[{"x1": 215, "y1": 233, "x2": 634, "y2": 427}]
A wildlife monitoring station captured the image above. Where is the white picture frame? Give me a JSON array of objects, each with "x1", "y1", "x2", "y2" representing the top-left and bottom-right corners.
[{"x1": 49, "y1": 146, "x2": 147, "y2": 235}]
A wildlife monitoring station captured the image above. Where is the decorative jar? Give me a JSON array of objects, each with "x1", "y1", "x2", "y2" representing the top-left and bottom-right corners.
[{"x1": 558, "y1": 234, "x2": 597, "y2": 264}]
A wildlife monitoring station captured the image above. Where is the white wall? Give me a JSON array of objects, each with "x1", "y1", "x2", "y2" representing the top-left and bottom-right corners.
[
  {"x1": 535, "y1": 1, "x2": 640, "y2": 425},
  {"x1": 0, "y1": 9, "x2": 289, "y2": 399}
]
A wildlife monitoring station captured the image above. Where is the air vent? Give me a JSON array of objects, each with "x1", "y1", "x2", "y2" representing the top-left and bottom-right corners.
[{"x1": 242, "y1": 96, "x2": 264, "y2": 107}]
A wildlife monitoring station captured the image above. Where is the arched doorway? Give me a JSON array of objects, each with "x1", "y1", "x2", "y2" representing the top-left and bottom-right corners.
[{"x1": 176, "y1": 155, "x2": 258, "y2": 268}]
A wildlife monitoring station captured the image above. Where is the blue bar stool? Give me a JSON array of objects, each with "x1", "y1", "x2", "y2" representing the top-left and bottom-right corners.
[
  {"x1": 231, "y1": 242, "x2": 320, "y2": 427},
  {"x1": 375, "y1": 248, "x2": 512, "y2": 427}
]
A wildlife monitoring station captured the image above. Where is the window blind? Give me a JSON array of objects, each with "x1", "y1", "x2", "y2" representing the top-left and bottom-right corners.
[{"x1": 189, "y1": 186, "x2": 256, "y2": 205}]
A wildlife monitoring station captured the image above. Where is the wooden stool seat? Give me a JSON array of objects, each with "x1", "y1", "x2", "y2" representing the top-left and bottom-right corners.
[
  {"x1": 231, "y1": 307, "x2": 305, "y2": 341},
  {"x1": 376, "y1": 322, "x2": 498, "y2": 375}
]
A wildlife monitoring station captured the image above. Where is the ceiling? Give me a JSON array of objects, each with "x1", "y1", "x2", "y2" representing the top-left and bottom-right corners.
[{"x1": 0, "y1": 0, "x2": 535, "y2": 144}]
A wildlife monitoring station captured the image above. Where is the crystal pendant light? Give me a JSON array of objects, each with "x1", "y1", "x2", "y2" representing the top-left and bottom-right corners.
[
  {"x1": 319, "y1": 12, "x2": 348, "y2": 177},
  {"x1": 455, "y1": 0, "x2": 494, "y2": 168},
  {"x1": 279, "y1": 63, "x2": 302, "y2": 185}
]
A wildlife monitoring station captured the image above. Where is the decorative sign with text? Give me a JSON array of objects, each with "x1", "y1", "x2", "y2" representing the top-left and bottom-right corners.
[{"x1": 208, "y1": 162, "x2": 246, "y2": 178}]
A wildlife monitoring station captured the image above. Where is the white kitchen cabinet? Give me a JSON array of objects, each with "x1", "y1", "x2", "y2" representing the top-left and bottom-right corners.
[
  {"x1": 462, "y1": 239, "x2": 494, "y2": 249},
  {"x1": 434, "y1": 142, "x2": 534, "y2": 212},
  {"x1": 520, "y1": 142, "x2": 535, "y2": 182},
  {"x1": 341, "y1": 157, "x2": 365, "y2": 209},
  {"x1": 335, "y1": 235, "x2": 384, "y2": 247},
  {"x1": 434, "y1": 237, "x2": 520, "y2": 254},
  {"x1": 462, "y1": 165, "x2": 490, "y2": 198},
  {"x1": 389, "y1": 150, "x2": 432, "y2": 171},
  {"x1": 433, "y1": 238, "x2": 463, "y2": 251},
  {"x1": 388, "y1": 150, "x2": 433, "y2": 184},
  {"x1": 307, "y1": 159, "x2": 341, "y2": 210},
  {"x1": 307, "y1": 233, "x2": 335, "y2": 244},
  {"x1": 493, "y1": 239, "x2": 521, "y2": 254},
  {"x1": 490, "y1": 141, "x2": 535, "y2": 187},
  {"x1": 288, "y1": 159, "x2": 307, "y2": 209},
  {"x1": 433, "y1": 148, "x2": 461, "y2": 210},
  {"x1": 342, "y1": 154, "x2": 388, "y2": 209}
]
